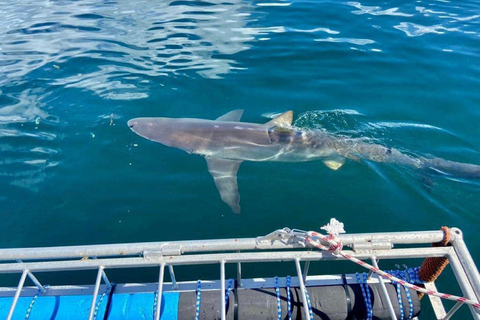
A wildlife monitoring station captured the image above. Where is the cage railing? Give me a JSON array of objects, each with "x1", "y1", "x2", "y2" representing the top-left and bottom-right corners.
[{"x1": 0, "y1": 227, "x2": 478, "y2": 320}]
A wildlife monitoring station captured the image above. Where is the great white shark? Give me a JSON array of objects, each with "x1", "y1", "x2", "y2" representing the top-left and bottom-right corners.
[{"x1": 128, "y1": 110, "x2": 480, "y2": 213}]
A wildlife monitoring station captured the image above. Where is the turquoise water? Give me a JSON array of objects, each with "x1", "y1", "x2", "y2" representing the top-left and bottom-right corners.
[{"x1": 1, "y1": 0, "x2": 479, "y2": 314}]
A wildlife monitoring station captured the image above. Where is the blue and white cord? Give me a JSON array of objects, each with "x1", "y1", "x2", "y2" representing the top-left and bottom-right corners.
[
  {"x1": 225, "y1": 278, "x2": 234, "y2": 309},
  {"x1": 274, "y1": 277, "x2": 282, "y2": 320},
  {"x1": 356, "y1": 272, "x2": 373, "y2": 320},
  {"x1": 304, "y1": 286, "x2": 314, "y2": 320},
  {"x1": 195, "y1": 280, "x2": 201, "y2": 320},
  {"x1": 286, "y1": 276, "x2": 292, "y2": 320}
]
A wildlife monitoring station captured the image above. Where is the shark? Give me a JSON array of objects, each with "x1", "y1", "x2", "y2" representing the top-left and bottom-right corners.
[{"x1": 128, "y1": 110, "x2": 480, "y2": 213}]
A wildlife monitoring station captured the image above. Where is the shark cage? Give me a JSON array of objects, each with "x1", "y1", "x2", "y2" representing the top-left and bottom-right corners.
[{"x1": 0, "y1": 219, "x2": 479, "y2": 320}]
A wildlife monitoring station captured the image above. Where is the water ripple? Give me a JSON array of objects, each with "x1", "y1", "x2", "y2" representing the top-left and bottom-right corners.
[
  {"x1": 394, "y1": 22, "x2": 459, "y2": 37},
  {"x1": 347, "y1": 2, "x2": 414, "y2": 17},
  {"x1": 314, "y1": 37, "x2": 375, "y2": 45},
  {"x1": 0, "y1": 0, "x2": 258, "y2": 98}
]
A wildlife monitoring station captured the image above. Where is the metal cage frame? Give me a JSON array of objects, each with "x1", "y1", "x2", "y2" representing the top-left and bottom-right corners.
[{"x1": 0, "y1": 227, "x2": 479, "y2": 320}]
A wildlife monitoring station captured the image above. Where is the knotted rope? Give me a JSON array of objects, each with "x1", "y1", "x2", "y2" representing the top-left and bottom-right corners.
[{"x1": 295, "y1": 219, "x2": 480, "y2": 310}]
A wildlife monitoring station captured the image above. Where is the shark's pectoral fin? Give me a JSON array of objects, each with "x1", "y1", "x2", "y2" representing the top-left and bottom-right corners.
[
  {"x1": 216, "y1": 109, "x2": 244, "y2": 122},
  {"x1": 323, "y1": 157, "x2": 346, "y2": 171},
  {"x1": 206, "y1": 158, "x2": 242, "y2": 213},
  {"x1": 265, "y1": 110, "x2": 294, "y2": 127}
]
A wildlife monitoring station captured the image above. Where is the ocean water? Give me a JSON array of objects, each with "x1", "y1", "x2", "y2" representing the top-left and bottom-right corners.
[{"x1": 1, "y1": 0, "x2": 480, "y2": 316}]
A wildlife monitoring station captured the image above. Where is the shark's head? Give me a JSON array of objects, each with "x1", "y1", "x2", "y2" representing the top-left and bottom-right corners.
[
  {"x1": 128, "y1": 117, "x2": 207, "y2": 152},
  {"x1": 128, "y1": 117, "x2": 178, "y2": 147}
]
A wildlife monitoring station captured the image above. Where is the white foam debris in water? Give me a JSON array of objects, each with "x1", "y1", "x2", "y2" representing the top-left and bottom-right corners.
[
  {"x1": 442, "y1": 49, "x2": 453, "y2": 52},
  {"x1": 371, "y1": 48, "x2": 382, "y2": 52}
]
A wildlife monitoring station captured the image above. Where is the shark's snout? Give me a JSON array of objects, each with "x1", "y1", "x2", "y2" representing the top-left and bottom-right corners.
[
  {"x1": 127, "y1": 117, "x2": 173, "y2": 145},
  {"x1": 127, "y1": 119, "x2": 138, "y2": 129}
]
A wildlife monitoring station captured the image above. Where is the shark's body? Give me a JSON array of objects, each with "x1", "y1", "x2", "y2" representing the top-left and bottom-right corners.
[{"x1": 128, "y1": 110, "x2": 480, "y2": 213}]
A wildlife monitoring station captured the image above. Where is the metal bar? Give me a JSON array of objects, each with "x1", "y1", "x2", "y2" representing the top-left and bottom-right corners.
[
  {"x1": 295, "y1": 258, "x2": 311, "y2": 320},
  {"x1": 6, "y1": 269, "x2": 28, "y2": 320},
  {"x1": 101, "y1": 270, "x2": 111, "y2": 290},
  {"x1": 169, "y1": 265, "x2": 178, "y2": 290},
  {"x1": 0, "y1": 247, "x2": 451, "y2": 273},
  {"x1": 442, "y1": 301, "x2": 463, "y2": 320},
  {"x1": 16, "y1": 260, "x2": 43, "y2": 291},
  {"x1": 303, "y1": 261, "x2": 310, "y2": 283},
  {"x1": 371, "y1": 256, "x2": 397, "y2": 320},
  {"x1": 450, "y1": 228, "x2": 480, "y2": 300},
  {"x1": 237, "y1": 260, "x2": 242, "y2": 288},
  {"x1": 221, "y1": 260, "x2": 226, "y2": 320},
  {"x1": 155, "y1": 263, "x2": 165, "y2": 320},
  {"x1": 88, "y1": 266, "x2": 104, "y2": 320},
  {"x1": 92, "y1": 257, "x2": 110, "y2": 289},
  {"x1": 0, "y1": 230, "x2": 447, "y2": 261},
  {"x1": 424, "y1": 282, "x2": 447, "y2": 319},
  {"x1": 367, "y1": 259, "x2": 376, "y2": 280},
  {"x1": 447, "y1": 251, "x2": 480, "y2": 320}
]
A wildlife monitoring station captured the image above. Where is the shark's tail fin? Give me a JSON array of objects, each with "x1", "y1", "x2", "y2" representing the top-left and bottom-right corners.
[{"x1": 422, "y1": 158, "x2": 480, "y2": 179}]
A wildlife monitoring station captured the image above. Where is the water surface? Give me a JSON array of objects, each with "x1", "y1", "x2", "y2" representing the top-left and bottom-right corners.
[{"x1": 1, "y1": 0, "x2": 480, "y2": 316}]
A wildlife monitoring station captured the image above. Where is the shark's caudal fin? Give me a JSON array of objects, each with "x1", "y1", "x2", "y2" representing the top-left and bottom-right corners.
[{"x1": 422, "y1": 158, "x2": 480, "y2": 179}]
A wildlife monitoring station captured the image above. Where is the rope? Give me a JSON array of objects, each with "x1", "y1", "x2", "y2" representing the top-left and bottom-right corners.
[
  {"x1": 93, "y1": 286, "x2": 110, "y2": 320},
  {"x1": 304, "y1": 229, "x2": 480, "y2": 309},
  {"x1": 406, "y1": 267, "x2": 422, "y2": 284},
  {"x1": 391, "y1": 272, "x2": 405, "y2": 320},
  {"x1": 195, "y1": 280, "x2": 201, "y2": 320},
  {"x1": 275, "y1": 276, "x2": 282, "y2": 320},
  {"x1": 304, "y1": 286, "x2": 314, "y2": 320},
  {"x1": 153, "y1": 290, "x2": 158, "y2": 320},
  {"x1": 355, "y1": 272, "x2": 373, "y2": 320},
  {"x1": 286, "y1": 275, "x2": 292, "y2": 320},
  {"x1": 225, "y1": 278, "x2": 234, "y2": 310},
  {"x1": 24, "y1": 286, "x2": 48, "y2": 320},
  {"x1": 394, "y1": 270, "x2": 414, "y2": 320}
]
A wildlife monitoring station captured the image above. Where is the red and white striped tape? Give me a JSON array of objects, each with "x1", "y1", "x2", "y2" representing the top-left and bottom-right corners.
[{"x1": 306, "y1": 230, "x2": 480, "y2": 309}]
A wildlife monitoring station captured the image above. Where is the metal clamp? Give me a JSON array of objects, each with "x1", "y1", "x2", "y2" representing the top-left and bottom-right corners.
[
  {"x1": 143, "y1": 244, "x2": 184, "y2": 260},
  {"x1": 352, "y1": 238, "x2": 393, "y2": 253},
  {"x1": 256, "y1": 228, "x2": 307, "y2": 247}
]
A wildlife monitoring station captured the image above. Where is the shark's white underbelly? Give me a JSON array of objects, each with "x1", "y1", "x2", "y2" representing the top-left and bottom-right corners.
[{"x1": 196, "y1": 144, "x2": 335, "y2": 162}]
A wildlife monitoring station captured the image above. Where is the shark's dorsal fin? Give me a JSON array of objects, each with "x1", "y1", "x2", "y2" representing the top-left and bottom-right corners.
[
  {"x1": 265, "y1": 111, "x2": 293, "y2": 127},
  {"x1": 206, "y1": 158, "x2": 243, "y2": 213},
  {"x1": 216, "y1": 109, "x2": 244, "y2": 122}
]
